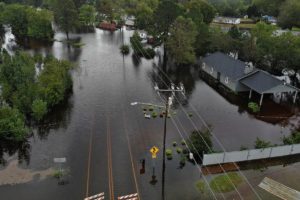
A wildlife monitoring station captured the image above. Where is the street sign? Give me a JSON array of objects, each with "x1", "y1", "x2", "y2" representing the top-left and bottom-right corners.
[
  {"x1": 53, "y1": 157, "x2": 66, "y2": 163},
  {"x1": 150, "y1": 146, "x2": 159, "y2": 158},
  {"x1": 84, "y1": 192, "x2": 105, "y2": 200}
]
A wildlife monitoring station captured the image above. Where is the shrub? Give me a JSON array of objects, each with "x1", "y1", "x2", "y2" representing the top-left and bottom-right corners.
[
  {"x1": 32, "y1": 99, "x2": 47, "y2": 121},
  {"x1": 152, "y1": 112, "x2": 158, "y2": 118},
  {"x1": 181, "y1": 139, "x2": 186, "y2": 146},
  {"x1": 120, "y1": 44, "x2": 130, "y2": 55},
  {"x1": 254, "y1": 137, "x2": 272, "y2": 149},
  {"x1": 248, "y1": 102, "x2": 260, "y2": 113},
  {"x1": 176, "y1": 147, "x2": 183, "y2": 154},
  {"x1": 173, "y1": 141, "x2": 177, "y2": 147},
  {"x1": 166, "y1": 149, "x2": 173, "y2": 160},
  {"x1": 282, "y1": 131, "x2": 300, "y2": 144},
  {"x1": 188, "y1": 129, "x2": 213, "y2": 160},
  {"x1": 180, "y1": 156, "x2": 186, "y2": 166},
  {"x1": 144, "y1": 48, "x2": 155, "y2": 59},
  {"x1": 182, "y1": 148, "x2": 189, "y2": 154}
]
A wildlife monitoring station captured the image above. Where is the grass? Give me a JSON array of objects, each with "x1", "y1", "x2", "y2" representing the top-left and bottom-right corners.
[
  {"x1": 211, "y1": 22, "x2": 256, "y2": 29},
  {"x1": 210, "y1": 172, "x2": 243, "y2": 193},
  {"x1": 195, "y1": 180, "x2": 206, "y2": 193},
  {"x1": 292, "y1": 27, "x2": 300, "y2": 31}
]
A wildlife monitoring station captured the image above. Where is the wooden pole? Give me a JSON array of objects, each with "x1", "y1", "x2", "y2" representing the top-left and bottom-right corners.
[
  {"x1": 293, "y1": 91, "x2": 298, "y2": 104},
  {"x1": 260, "y1": 93, "x2": 264, "y2": 106}
]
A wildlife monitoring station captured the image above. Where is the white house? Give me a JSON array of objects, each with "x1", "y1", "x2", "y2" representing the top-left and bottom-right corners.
[{"x1": 213, "y1": 17, "x2": 241, "y2": 25}]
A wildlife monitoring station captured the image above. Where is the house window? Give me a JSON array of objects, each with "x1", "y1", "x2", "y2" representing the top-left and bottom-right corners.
[
  {"x1": 225, "y1": 77, "x2": 229, "y2": 84},
  {"x1": 210, "y1": 67, "x2": 214, "y2": 74}
]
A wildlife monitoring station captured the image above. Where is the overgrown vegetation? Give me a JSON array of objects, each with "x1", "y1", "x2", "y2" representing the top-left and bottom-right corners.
[
  {"x1": 282, "y1": 131, "x2": 300, "y2": 145},
  {"x1": 188, "y1": 129, "x2": 213, "y2": 160},
  {"x1": 254, "y1": 137, "x2": 272, "y2": 149},
  {"x1": 0, "y1": 51, "x2": 73, "y2": 141},
  {"x1": 248, "y1": 102, "x2": 260, "y2": 113}
]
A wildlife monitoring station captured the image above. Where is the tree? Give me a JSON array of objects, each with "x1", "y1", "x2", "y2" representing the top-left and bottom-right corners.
[
  {"x1": 185, "y1": 0, "x2": 216, "y2": 26},
  {"x1": 252, "y1": 0, "x2": 284, "y2": 17},
  {"x1": 2, "y1": 4, "x2": 28, "y2": 39},
  {"x1": 194, "y1": 23, "x2": 211, "y2": 56},
  {"x1": 0, "y1": 51, "x2": 36, "y2": 114},
  {"x1": 52, "y1": 0, "x2": 78, "y2": 40},
  {"x1": 153, "y1": 0, "x2": 183, "y2": 66},
  {"x1": 278, "y1": 0, "x2": 300, "y2": 29},
  {"x1": 135, "y1": 2, "x2": 154, "y2": 30},
  {"x1": 26, "y1": 8, "x2": 54, "y2": 41},
  {"x1": 32, "y1": 99, "x2": 47, "y2": 121},
  {"x1": 188, "y1": 129, "x2": 213, "y2": 160},
  {"x1": 97, "y1": 0, "x2": 116, "y2": 22},
  {"x1": 37, "y1": 58, "x2": 73, "y2": 108},
  {"x1": 79, "y1": 4, "x2": 96, "y2": 29},
  {"x1": 228, "y1": 25, "x2": 242, "y2": 40},
  {"x1": 0, "y1": 106, "x2": 28, "y2": 141},
  {"x1": 167, "y1": 16, "x2": 197, "y2": 65},
  {"x1": 130, "y1": 31, "x2": 143, "y2": 55}
]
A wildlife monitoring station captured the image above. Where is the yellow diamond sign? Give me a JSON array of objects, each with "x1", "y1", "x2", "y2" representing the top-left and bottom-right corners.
[{"x1": 150, "y1": 146, "x2": 159, "y2": 158}]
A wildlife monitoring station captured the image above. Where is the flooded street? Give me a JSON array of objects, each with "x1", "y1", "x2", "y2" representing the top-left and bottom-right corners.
[{"x1": 0, "y1": 28, "x2": 299, "y2": 200}]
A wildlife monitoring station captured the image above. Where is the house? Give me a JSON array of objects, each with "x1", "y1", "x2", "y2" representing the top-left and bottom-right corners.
[
  {"x1": 98, "y1": 21, "x2": 117, "y2": 31},
  {"x1": 201, "y1": 52, "x2": 299, "y2": 105},
  {"x1": 213, "y1": 17, "x2": 241, "y2": 25},
  {"x1": 262, "y1": 15, "x2": 277, "y2": 25}
]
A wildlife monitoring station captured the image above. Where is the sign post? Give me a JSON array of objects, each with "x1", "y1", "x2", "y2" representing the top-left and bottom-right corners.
[{"x1": 149, "y1": 146, "x2": 159, "y2": 182}]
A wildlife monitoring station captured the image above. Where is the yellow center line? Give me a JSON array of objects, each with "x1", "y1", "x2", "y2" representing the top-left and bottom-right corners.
[
  {"x1": 85, "y1": 113, "x2": 95, "y2": 198},
  {"x1": 107, "y1": 116, "x2": 115, "y2": 200}
]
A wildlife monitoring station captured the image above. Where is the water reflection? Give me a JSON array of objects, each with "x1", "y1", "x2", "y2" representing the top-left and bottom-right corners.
[{"x1": 0, "y1": 139, "x2": 31, "y2": 166}]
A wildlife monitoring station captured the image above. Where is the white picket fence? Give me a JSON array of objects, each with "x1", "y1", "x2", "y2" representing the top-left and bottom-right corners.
[{"x1": 203, "y1": 144, "x2": 300, "y2": 166}]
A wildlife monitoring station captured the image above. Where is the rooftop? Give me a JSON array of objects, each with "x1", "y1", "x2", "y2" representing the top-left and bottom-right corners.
[{"x1": 202, "y1": 52, "x2": 249, "y2": 80}]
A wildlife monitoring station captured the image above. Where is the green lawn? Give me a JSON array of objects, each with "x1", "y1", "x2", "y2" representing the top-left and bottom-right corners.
[
  {"x1": 210, "y1": 172, "x2": 243, "y2": 193},
  {"x1": 195, "y1": 180, "x2": 206, "y2": 193}
]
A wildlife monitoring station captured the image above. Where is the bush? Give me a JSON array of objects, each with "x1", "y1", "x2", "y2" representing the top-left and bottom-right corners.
[
  {"x1": 188, "y1": 129, "x2": 213, "y2": 160},
  {"x1": 144, "y1": 48, "x2": 155, "y2": 59},
  {"x1": 181, "y1": 139, "x2": 186, "y2": 146},
  {"x1": 182, "y1": 148, "x2": 189, "y2": 154},
  {"x1": 166, "y1": 149, "x2": 173, "y2": 160},
  {"x1": 176, "y1": 147, "x2": 183, "y2": 154},
  {"x1": 180, "y1": 156, "x2": 186, "y2": 166},
  {"x1": 248, "y1": 102, "x2": 260, "y2": 113},
  {"x1": 282, "y1": 131, "x2": 300, "y2": 144},
  {"x1": 173, "y1": 141, "x2": 177, "y2": 147},
  {"x1": 32, "y1": 99, "x2": 47, "y2": 121},
  {"x1": 120, "y1": 44, "x2": 130, "y2": 55},
  {"x1": 152, "y1": 112, "x2": 157, "y2": 118},
  {"x1": 254, "y1": 137, "x2": 272, "y2": 149}
]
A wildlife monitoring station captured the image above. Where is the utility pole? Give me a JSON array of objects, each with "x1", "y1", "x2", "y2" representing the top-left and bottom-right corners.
[
  {"x1": 154, "y1": 83, "x2": 185, "y2": 200},
  {"x1": 130, "y1": 83, "x2": 185, "y2": 200}
]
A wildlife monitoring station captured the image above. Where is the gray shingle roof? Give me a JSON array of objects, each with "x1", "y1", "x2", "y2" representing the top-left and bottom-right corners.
[
  {"x1": 240, "y1": 70, "x2": 299, "y2": 94},
  {"x1": 202, "y1": 52, "x2": 247, "y2": 80}
]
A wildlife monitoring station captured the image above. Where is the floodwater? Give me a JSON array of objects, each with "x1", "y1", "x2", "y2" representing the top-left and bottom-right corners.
[{"x1": 0, "y1": 27, "x2": 299, "y2": 200}]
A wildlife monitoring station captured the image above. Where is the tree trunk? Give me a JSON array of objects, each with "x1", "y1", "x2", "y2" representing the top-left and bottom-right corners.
[
  {"x1": 66, "y1": 31, "x2": 69, "y2": 40},
  {"x1": 163, "y1": 44, "x2": 168, "y2": 71}
]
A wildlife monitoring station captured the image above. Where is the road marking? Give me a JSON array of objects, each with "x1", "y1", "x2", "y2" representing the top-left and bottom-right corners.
[
  {"x1": 85, "y1": 113, "x2": 95, "y2": 197},
  {"x1": 122, "y1": 109, "x2": 141, "y2": 199},
  {"x1": 107, "y1": 117, "x2": 114, "y2": 200},
  {"x1": 118, "y1": 193, "x2": 138, "y2": 200},
  {"x1": 84, "y1": 192, "x2": 105, "y2": 200},
  {"x1": 259, "y1": 177, "x2": 300, "y2": 200}
]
